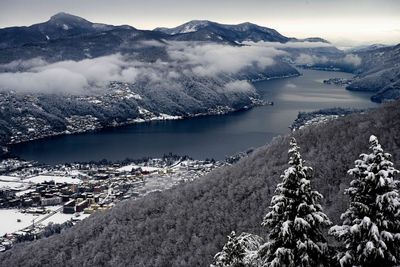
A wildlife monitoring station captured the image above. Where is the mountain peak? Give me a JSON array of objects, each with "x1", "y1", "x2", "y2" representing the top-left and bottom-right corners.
[
  {"x1": 49, "y1": 12, "x2": 86, "y2": 22},
  {"x1": 155, "y1": 20, "x2": 213, "y2": 34},
  {"x1": 185, "y1": 20, "x2": 212, "y2": 25},
  {"x1": 46, "y1": 12, "x2": 93, "y2": 31}
]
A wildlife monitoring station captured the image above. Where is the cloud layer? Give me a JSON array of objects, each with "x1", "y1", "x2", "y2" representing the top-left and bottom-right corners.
[
  {"x1": 242, "y1": 41, "x2": 335, "y2": 49},
  {"x1": 0, "y1": 42, "x2": 287, "y2": 94},
  {"x1": 0, "y1": 41, "x2": 361, "y2": 95},
  {"x1": 167, "y1": 42, "x2": 286, "y2": 76},
  {"x1": 294, "y1": 53, "x2": 362, "y2": 67}
]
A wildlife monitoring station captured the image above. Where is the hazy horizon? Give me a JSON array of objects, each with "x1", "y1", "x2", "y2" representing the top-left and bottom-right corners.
[{"x1": 0, "y1": 0, "x2": 399, "y2": 47}]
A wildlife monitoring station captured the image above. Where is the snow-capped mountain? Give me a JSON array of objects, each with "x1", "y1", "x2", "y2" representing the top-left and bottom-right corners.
[
  {"x1": 155, "y1": 20, "x2": 291, "y2": 43},
  {"x1": 155, "y1": 20, "x2": 212, "y2": 35}
]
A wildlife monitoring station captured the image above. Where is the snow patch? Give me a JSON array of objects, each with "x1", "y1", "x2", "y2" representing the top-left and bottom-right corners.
[{"x1": 24, "y1": 175, "x2": 82, "y2": 184}]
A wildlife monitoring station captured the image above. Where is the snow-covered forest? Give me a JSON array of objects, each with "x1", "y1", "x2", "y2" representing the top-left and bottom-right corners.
[{"x1": 212, "y1": 135, "x2": 399, "y2": 266}]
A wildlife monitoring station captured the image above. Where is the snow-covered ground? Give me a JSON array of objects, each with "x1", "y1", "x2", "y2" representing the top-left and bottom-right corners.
[
  {"x1": 0, "y1": 174, "x2": 81, "y2": 190},
  {"x1": 24, "y1": 175, "x2": 82, "y2": 184},
  {"x1": 0, "y1": 208, "x2": 89, "y2": 236},
  {"x1": 40, "y1": 211, "x2": 89, "y2": 225},
  {"x1": 0, "y1": 176, "x2": 21, "y2": 182},
  {"x1": 0, "y1": 181, "x2": 28, "y2": 191},
  {"x1": 0, "y1": 210, "x2": 39, "y2": 236},
  {"x1": 117, "y1": 165, "x2": 160, "y2": 173},
  {"x1": 0, "y1": 176, "x2": 29, "y2": 190}
]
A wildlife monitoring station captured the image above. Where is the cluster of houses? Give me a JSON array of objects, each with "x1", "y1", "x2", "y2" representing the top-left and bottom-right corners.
[
  {"x1": 8, "y1": 115, "x2": 55, "y2": 145},
  {"x1": 0, "y1": 156, "x2": 226, "y2": 252},
  {"x1": 65, "y1": 115, "x2": 101, "y2": 134}
]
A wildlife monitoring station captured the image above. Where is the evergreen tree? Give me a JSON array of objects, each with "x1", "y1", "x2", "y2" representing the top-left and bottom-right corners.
[
  {"x1": 259, "y1": 137, "x2": 332, "y2": 267},
  {"x1": 329, "y1": 135, "x2": 400, "y2": 266},
  {"x1": 212, "y1": 231, "x2": 246, "y2": 267}
]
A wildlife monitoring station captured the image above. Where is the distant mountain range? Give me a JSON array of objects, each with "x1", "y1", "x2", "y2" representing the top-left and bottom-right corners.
[
  {"x1": 155, "y1": 20, "x2": 292, "y2": 43},
  {"x1": 0, "y1": 13, "x2": 336, "y2": 64},
  {"x1": 155, "y1": 20, "x2": 334, "y2": 45},
  {"x1": 0, "y1": 13, "x2": 331, "y2": 50}
]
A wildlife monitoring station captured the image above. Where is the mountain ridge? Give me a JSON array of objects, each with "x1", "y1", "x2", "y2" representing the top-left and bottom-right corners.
[{"x1": 0, "y1": 13, "x2": 332, "y2": 49}]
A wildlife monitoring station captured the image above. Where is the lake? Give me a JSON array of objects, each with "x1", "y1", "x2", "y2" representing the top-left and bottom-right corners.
[{"x1": 10, "y1": 69, "x2": 378, "y2": 164}]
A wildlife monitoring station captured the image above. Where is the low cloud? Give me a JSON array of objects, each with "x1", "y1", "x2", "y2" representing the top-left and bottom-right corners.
[
  {"x1": 294, "y1": 53, "x2": 362, "y2": 67},
  {"x1": 222, "y1": 80, "x2": 255, "y2": 94},
  {"x1": 0, "y1": 69, "x2": 88, "y2": 94},
  {"x1": 342, "y1": 54, "x2": 362, "y2": 66},
  {"x1": 0, "y1": 57, "x2": 48, "y2": 72},
  {"x1": 166, "y1": 42, "x2": 286, "y2": 76},
  {"x1": 242, "y1": 41, "x2": 334, "y2": 49},
  {"x1": 0, "y1": 42, "x2": 287, "y2": 94},
  {"x1": 137, "y1": 40, "x2": 166, "y2": 48},
  {"x1": 0, "y1": 55, "x2": 143, "y2": 94},
  {"x1": 294, "y1": 54, "x2": 329, "y2": 65}
]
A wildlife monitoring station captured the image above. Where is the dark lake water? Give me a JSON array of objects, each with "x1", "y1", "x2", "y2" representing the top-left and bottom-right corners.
[{"x1": 11, "y1": 69, "x2": 378, "y2": 164}]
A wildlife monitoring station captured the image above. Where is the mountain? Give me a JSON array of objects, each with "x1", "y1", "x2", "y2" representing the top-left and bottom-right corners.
[
  {"x1": 0, "y1": 12, "x2": 169, "y2": 63},
  {"x1": 0, "y1": 12, "x2": 129, "y2": 49},
  {"x1": 155, "y1": 20, "x2": 291, "y2": 43},
  {"x1": 346, "y1": 44, "x2": 400, "y2": 102},
  {"x1": 1, "y1": 101, "x2": 399, "y2": 266},
  {"x1": 300, "y1": 37, "x2": 330, "y2": 43},
  {"x1": 346, "y1": 43, "x2": 389, "y2": 53}
]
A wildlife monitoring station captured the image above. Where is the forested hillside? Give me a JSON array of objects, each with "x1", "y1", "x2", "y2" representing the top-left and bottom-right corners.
[
  {"x1": 347, "y1": 44, "x2": 400, "y2": 102},
  {"x1": 0, "y1": 101, "x2": 399, "y2": 266}
]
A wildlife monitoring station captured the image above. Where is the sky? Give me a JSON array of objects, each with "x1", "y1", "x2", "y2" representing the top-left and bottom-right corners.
[{"x1": 0, "y1": 0, "x2": 399, "y2": 46}]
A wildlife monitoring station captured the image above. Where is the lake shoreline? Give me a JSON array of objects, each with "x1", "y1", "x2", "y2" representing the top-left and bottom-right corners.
[
  {"x1": 3, "y1": 74, "x2": 299, "y2": 157},
  {"x1": 9, "y1": 69, "x2": 377, "y2": 164}
]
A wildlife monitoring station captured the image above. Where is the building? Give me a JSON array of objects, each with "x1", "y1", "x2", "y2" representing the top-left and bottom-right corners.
[
  {"x1": 75, "y1": 200, "x2": 89, "y2": 212},
  {"x1": 41, "y1": 196, "x2": 62, "y2": 206},
  {"x1": 63, "y1": 199, "x2": 76, "y2": 214}
]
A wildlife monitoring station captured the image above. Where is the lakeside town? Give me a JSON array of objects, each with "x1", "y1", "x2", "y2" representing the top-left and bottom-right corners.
[{"x1": 0, "y1": 154, "x2": 230, "y2": 252}]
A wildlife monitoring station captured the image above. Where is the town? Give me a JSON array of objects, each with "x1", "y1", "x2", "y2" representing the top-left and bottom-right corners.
[{"x1": 0, "y1": 154, "x2": 228, "y2": 252}]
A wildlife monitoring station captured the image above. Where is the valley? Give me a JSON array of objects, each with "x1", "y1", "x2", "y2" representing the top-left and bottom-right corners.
[
  {"x1": 0, "y1": 9, "x2": 398, "y2": 267},
  {"x1": 9, "y1": 69, "x2": 377, "y2": 164}
]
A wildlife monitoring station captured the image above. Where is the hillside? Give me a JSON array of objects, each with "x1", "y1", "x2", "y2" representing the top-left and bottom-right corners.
[
  {"x1": 347, "y1": 44, "x2": 400, "y2": 102},
  {"x1": 1, "y1": 101, "x2": 399, "y2": 266}
]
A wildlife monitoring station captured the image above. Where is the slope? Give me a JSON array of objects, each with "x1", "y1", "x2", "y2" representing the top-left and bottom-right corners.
[{"x1": 347, "y1": 44, "x2": 400, "y2": 102}]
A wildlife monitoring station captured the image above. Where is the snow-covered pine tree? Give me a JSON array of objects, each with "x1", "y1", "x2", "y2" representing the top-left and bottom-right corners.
[
  {"x1": 259, "y1": 137, "x2": 332, "y2": 267},
  {"x1": 212, "y1": 231, "x2": 246, "y2": 267},
  {"x1": 212, "y1": 231, "x2": 264, "y2": 267},
  {"x1": 329, "y1": 135, "x2": 400, "y2": 267}
]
